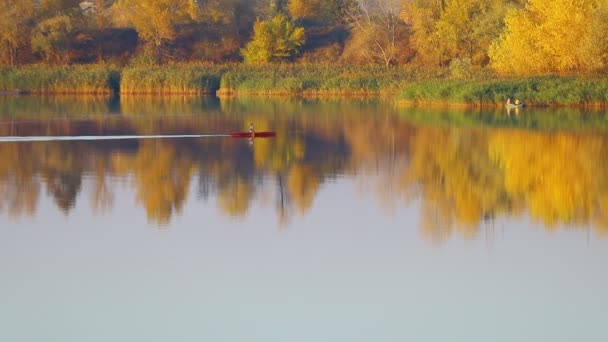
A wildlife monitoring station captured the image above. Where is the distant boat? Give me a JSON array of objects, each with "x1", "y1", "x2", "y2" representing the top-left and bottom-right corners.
[
  {"x1": 506, "y1": 103, "x2": 525, "y2": 109},
  {"x1": 230, "y1": 131, "x2": 276, "y2": 138}
]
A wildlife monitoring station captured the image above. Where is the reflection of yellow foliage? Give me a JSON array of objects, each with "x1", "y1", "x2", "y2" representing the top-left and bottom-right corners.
[
  {"x1": 287, "y1": 164, "x2": 320, "y2": 215},
  {"x1": 132, "y1": 141, "x2": 193, "y2": 225},
  {"x1": 403, "y1": 126, "x2": 510, "y2": 240},
  {"x1": 218, "y1": 177, "x2": 253, "y2": 217},
  {"x1": 253, "y1": 127, "x2": 301, "y2": 173},
  {"x1": 490, "y1": 130, "x2": 608, "y2": 232}
]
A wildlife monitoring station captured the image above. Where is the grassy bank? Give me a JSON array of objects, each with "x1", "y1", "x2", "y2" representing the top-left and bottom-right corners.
[
  {"x1": 218, "y1": 65, "x2": 446, "y2": 95},
  {"x1": 2, "y1": 65, "x2": 607, "y2": 107},
  {"x1": 0, "y1": 65, "x2": 119, "y2": 94},
  {"x1": 400, "y1": 76, "x2": 608, "y2": 107},
  {"x1": 120, "y1": 65, "x2": 225, "y2": 95}
]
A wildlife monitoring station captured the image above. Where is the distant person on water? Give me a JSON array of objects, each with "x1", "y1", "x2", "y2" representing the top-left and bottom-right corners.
[
  {"x1": 506, "y1": 98, "x2": 512, "y2": 105},
  {"x1": 249, "y1": 123, "x2": 254, "y2": 134}
]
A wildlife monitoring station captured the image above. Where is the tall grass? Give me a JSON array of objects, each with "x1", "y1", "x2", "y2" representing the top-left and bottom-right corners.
[
  {"x1": 0, "y1": 65, "x2": 119, "y2": 94},
  {"x1": 219, "y1": 64, "x2": 447, "y2": 95},
  {"x1": 400, "y1": 76, "x2": 608, "y2": 107},
  {"x1": 120, "y1": 64, "x2": 225, "y2": 95}
]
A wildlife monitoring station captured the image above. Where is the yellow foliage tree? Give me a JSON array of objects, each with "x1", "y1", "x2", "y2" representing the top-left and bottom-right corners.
[
  {"x1": 116, "y1": 0, "x2": 200, "y2": 50},
  {"x1": 403, "y1": 0, "x2": 511, "y2": 66},
  {"x1": 489, "y1": 0, "x2": 608, "y2": 74},
  {"x1": 288, "y1": 0, "x2": 323, "y2": 20},
  {"x1": 435, "y1": 0, "x2": 510, "y2": 65},
  {"x1": 241, "y1": 14, "x2": 305, "y2": 64},
  {"x1": 0, "y1": 1, "x2": 34, "y2": 65}
]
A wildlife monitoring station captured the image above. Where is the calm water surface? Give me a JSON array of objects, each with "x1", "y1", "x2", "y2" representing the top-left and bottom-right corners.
[{"x1": 0, "y1": 96, "x2": 607, "y2": 341}]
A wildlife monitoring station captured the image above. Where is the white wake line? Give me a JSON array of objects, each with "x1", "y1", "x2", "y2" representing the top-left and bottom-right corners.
[{"x1": 0, "y1": 134, "x2": 230, "y2": 142}]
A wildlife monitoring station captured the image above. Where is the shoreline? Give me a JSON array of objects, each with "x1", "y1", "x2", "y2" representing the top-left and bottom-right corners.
[{"x1": 2, "y1": 65, "x2": 607, "y2": 107}]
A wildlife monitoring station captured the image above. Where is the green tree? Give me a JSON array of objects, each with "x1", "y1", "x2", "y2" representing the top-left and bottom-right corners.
[
  {"x1": 489, "y1": 0, "x2": 608, "y2": 75},
  {"x1": 0, "y1": 1, "x2": 34, "y2": 65},
  {"x1": 241, "y1": 14, "x2": 305, "y2": 64}
]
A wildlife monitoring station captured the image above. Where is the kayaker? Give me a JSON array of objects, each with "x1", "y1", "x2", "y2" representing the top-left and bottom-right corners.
[
  {"x1": 506, "y1": 98, "x2": 512, "y2": 105},
  {"x1": 249, "y1": 123, "x2": 255, "y2": 138}
]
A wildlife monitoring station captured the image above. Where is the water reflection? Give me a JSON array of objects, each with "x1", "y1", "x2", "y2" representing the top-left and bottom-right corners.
[{"x1": 1, "y1": 96, "x2": 607, "y2": 240}]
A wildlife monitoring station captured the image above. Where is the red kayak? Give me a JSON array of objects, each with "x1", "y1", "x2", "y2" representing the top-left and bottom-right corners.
[{"x1": 230, "y1": 131, "x2": 276, "y2": 138}]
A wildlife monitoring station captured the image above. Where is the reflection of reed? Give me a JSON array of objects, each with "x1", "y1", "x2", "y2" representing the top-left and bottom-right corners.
[{"x1": 0, "y1": 95, "x2": 114, "y2": 118}]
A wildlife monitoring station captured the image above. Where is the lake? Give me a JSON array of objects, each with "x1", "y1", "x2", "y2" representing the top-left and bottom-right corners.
[{"x1": 0, "y1": 96, "x2": 607, "y2": 341}]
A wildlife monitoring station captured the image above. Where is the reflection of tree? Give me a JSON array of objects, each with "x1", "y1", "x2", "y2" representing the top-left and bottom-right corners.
[
  {"x1": 218, "y1": 177, "x2": 253, "y2": 217},
  {"x1": 287, "y1": 165, "x2": 320, "y2": 215},
  {"x1": 2, "y1": 96, "x2": 608, "y2": 240},
  {"x1": 489, "y1": 130, "x2": 608, "y2": 234},
  {"x1": 45, "y1": 173, "x2": 82, "y2": 213},
  {"x1": 0, "y1": 177, "x2": 40, "y2": 217},
  {"x1": 402, "y1": 126, "x2": 512, "y2": 241},
  {"x1": 40, "y1": 143, "x2": 85, "y2": 214},
  {"x1": 130, "y1": 141, "x2": 193, "y2": 225},
  {"x1": 91, "y1": 154, "x2": 114, "y2": 214},
  {"x1": 0, "y1": 143, "x2": 40, "y2": 217}
]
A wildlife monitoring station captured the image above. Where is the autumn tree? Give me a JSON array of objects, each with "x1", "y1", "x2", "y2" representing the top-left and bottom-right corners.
[
  {"x1": 269, "y1": 0, "x2": 290, "y2": 15},
  {"x1": 403, "y1": 0, "x2": 512, "y2": 67},
  {"x1": 115, "y1": 0, "x2": 201, "y2": 58},
  {"x1": 435, "y1": 0, "x2": 510, "y2": 65},
  {"x1": 400, "y1": 0, "x2": 444, "y2": 66},
  {"x1": 489, "y1": 0, "x2": 608, "y2": 75},
  {"x1": 0, "y1": 1, "x2": 35, "y2": 65},
  {"x1": 341, "y1": 0, "x2": 412, "y2": 66},
  {"x1": 30, "y1": 0, "x2": 83, "y2": 64},
  {"x1": 288, "y1": 0, "x2": 324, "y2": 20},
  {"x1": 241, "y1": 14, "x2": 306, "y2": 64},
  {"x1": 31, "y1": 14, "x2": 74, "y2": 64}
]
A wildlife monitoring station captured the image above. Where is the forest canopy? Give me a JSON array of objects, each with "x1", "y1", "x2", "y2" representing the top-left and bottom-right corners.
[{"x1": 0, "y1": 0, "x2": 607, "y2": 75}]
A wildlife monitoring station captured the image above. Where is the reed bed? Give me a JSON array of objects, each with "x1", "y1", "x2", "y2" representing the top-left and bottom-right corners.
[
  {"x1": 120, "y1": 65, "x2": 225, "y2": 95},
  {"x1": 0, "y1": 65, "x2": 119, "y2": 94},
  {"x1": 400, "y1": 76, "x2": 608, "y2": 107},
  {"x1": 218, "y1": 65, "x2": 447, "y2": 95}
]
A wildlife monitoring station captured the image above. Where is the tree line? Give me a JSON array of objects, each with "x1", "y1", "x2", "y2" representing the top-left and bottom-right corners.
[{"x1": 1, "y1": 0, "x2": 607, "y2": 74}]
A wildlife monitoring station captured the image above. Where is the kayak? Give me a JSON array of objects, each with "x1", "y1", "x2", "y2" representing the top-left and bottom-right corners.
[{"x1": 230, "y1": 131, "x2": 276, "y2": 138}]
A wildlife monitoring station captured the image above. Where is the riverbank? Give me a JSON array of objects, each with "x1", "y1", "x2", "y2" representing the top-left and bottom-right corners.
[{"x1": 2, "y1": 65, "x2": 607, "y2": 107}]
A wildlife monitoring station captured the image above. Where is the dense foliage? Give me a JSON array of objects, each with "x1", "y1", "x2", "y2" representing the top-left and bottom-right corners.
[{"x1": 0, "y1": 0, "x2": 602, "y2": 74}]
